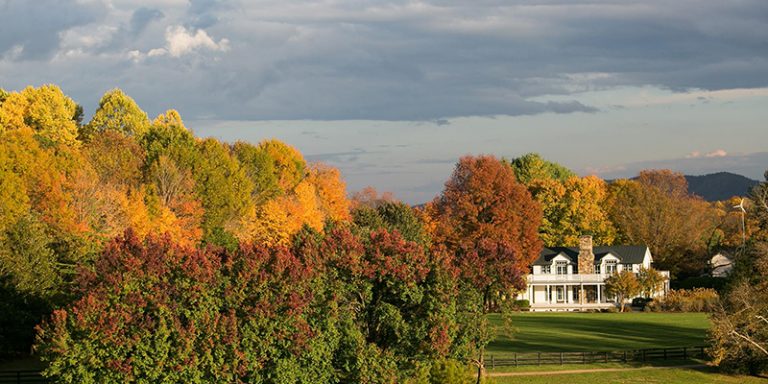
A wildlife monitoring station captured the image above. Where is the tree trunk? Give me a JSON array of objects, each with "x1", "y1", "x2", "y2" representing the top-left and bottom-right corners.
[{"x1": 476, "y1": 288, "x2": 490, "y2": 384}]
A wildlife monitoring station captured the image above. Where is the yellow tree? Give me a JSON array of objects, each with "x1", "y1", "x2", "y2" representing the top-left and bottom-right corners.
[
  {"x1": 307, "y1": 163, "x2": 351, "y2": 222},
  {"x1": 529, "y1": 175, "x2": 616, "y2": 246},
  {"x1": 0, "y1": 85, "x2": 80, "y2": 146}
]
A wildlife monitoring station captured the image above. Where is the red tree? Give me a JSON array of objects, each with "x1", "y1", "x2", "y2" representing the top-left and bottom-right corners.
[{"x1": 428, "y1": 155, "x2": 542, "y2": 382}]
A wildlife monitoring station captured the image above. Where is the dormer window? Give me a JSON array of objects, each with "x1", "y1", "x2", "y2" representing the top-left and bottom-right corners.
[
  {"x1": 605, "y1": 260, "x2": 617, "y2": 274},
  {"x1": 556, "y1": 261, "x2": 568, "y2": 275}
]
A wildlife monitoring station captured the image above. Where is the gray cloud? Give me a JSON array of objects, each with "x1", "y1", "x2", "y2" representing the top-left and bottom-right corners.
[
  {"x1": 1, "y1": 0, "x2": 767, "y2": 121},
  {"x1": 0, "y1": 0, "x2": 106, "y2": 60},
  {"x1": 130, "y1": 8, "x2": 164, "y2": 36}
]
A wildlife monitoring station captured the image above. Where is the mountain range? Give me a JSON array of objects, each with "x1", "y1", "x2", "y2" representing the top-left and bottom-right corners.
[{"x1": 684, "y1": 172, "x2": 760, "y2": 202}]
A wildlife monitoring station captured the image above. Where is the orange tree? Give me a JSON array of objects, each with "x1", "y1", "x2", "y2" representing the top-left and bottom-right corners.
[{"x1": 428, "y1": 155, "x2": 542, "y2": 382}]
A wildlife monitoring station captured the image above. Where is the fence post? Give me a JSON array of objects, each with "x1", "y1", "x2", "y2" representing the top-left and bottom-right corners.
[
  {"x1": 560, "y1": 352, "x2": 563, "y2": 365},
  {"x1": 683, "y1": 347, "x2": 687, "y2": 360},
  {"x1": 538, "y1": 352, "x2": 541, "y2": 366},
  {"x1": 514, "y1": 353, "x2": 518, "y2": 367},
  {"x1": 604, "y1": 351, "x2": 608, "y2": 363},
  {"x1": 663, "y1": 348, "x2": 667, "y2": 360},
  {"x1": 582, "y1": 351, "x2": 586, "y2": 364},
  {"x1": 623, "y1": 350, "x2": 627, "y2": 363},
  {"x1": 700, "y1": 346, "x2": 705, "y2": 359},
  {"x1": 642, "y1": 349, "x2": 646, "y2": 362},
  {"x1": 491, "y1": 355, "x2": 494, "y2": 369}
]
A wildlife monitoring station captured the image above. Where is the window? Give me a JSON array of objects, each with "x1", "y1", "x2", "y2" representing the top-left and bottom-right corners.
[
  {"x1": 595, "y1": 264, "x2": 601, "y2": 274},
  {"x1": 605, "y1": 260, "x2": 617, "y2": 274},
  {"x1": 542, "y1": 265, "x2": 551, "y2": 274},
  {"x1": 556, "y1": 261, "x2": 568, "y2": 275},
  {"x1": 556, "y1": 286, "x2": 564, "y2": 302},
  {"x1": 622, "y1": 263, "x2": 633, "y2": 272}
]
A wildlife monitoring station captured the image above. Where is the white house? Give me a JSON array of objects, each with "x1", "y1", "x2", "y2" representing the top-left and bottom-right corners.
[{"x1": 517, "y1": 235, "x2": 669, "y2": 311}]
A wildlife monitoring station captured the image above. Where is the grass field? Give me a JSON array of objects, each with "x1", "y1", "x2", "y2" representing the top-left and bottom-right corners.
[
  {"x1": 492, "y1": 366, "x2": 768, "y2": 384},
  {"x1": 486, "y1": 312, "x2": 711, "y2": 356}
]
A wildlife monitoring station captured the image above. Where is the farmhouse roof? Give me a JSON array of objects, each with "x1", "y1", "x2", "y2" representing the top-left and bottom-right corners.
[{"x1": 532, "y1": 245, "x2": 648, "y2": 266}]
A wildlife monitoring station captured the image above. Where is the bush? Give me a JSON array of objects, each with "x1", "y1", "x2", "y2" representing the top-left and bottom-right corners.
[
  {"x1": 645, "y1": 288, "x2": 719, "y2": 312},
  {"x1": 510, "y1": 299, "x2": 530, "y2": 311}
]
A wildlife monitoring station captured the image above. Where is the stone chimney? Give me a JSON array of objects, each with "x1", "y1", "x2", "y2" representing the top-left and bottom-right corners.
[{"x1": 577, "y1": 235, "x2": 595, "y2": 274}]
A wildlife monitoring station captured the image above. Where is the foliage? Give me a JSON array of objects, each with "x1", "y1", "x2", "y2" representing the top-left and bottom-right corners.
[
  {"x1": 637, "y1": 267, "x2": 665, "y2": 298},
  {"x1": 506, "y1": 153, "x2": 576, "y2": 186},
  {"x1": 607, "y1": 170, "x2": 715, "y2": 277},
  {"x1": 529, "y1": 175, "x2": 616, "y2": 246},
  {"x1": 604, "y1": 270, "x2": 641, "y2": 312},
  {"x1": 645, "y1": 288, "x2": 719, "y2": 313},
  {"x1": 709, "y1": 241, "x2": 768, "y2": 375},
  {"x1": 429, "y1": 155, "x2": 542, "y2": 381},
  {"x1": 0, "y1": 85, "x2": 80, "y2": 147},
  {"x1": 82, "y1": 89, "x2": 149, "y2": 140}
]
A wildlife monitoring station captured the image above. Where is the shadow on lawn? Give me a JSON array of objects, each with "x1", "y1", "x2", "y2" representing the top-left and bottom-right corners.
[{"x1": 487, "y1": 313, "x2": 709, "y2": 353}]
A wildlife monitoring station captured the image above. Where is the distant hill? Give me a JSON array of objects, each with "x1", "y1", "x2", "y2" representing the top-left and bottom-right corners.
[{"x1": 685, "y1": 172, "x2": 759, "y2": 201}]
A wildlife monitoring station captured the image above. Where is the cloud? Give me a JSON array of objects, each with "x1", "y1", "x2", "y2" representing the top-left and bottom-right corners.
[
  {"x1": 1, "y1": 1, "x2": 767, "y2": 121},
  {"x1": 706, "y1": 149, "x2": 728, "y2": 158},
  {"x1": 0, "y1": 1, "x2": 106, "y2": 60},
  {"x1": 144, "y1": 26, "x2": 229, "y2": 58}
]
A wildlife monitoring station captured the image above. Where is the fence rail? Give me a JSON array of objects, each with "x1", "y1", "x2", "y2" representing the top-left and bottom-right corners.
[
  {"x1": 0, "y1": 371, "x2": 48, "y2": 384},
  {"x1": 485, "y1": 346, "x2": 707, "y2": 368}
]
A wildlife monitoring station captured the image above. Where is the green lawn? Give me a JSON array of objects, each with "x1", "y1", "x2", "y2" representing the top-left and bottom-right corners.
[
  {"x1": 492, "y1": 366, "x2": 768, "y2": 384},
  {"x1": 487, "y1": 312, "x2": 710, "y2": 356}
]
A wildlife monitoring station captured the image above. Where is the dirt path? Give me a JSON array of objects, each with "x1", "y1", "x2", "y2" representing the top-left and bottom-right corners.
[{"x1": 487, "y1": 364, "x2": 708, "y2": 377}]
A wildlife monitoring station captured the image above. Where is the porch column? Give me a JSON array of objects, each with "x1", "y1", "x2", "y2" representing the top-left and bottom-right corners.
[
  {"x1": 579, "y1": 284, "x2": 584, "y2": 305},
  {"x1": 597, "y1": 284, "x2": 601, "y2": 303},
  {"x1": 546, "y1": 285, "x2": 550, "y2": 303},
  {"x1": 565, "y1": 285, "x2": 569, "y2": 303}
]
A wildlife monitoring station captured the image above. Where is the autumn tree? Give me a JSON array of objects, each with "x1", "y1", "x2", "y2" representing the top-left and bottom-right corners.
[
  {"x1": 607, "y1": 170, "x2": 715, "y2": 277},
  {"x1": 529, "y1": 175, "x2": 616, "y2": 246},
  {"x1": 0, "y1": 85, "x2": 80, "y2": 146},
  {"x1": 82, "y1": 89, "x2": 150, "y2": 140},
  {"x1": 83, "y1": 130, "x2": 145, "y2": 188},
  {"x1": 604, "y1": 270, "x2": 641, "y2": 312},
  {"x1": 351, "y1": 186, "x2": 397, "y2": 209},
  {"x1": 637, "y1": 267, "x2": 665, "y2": 298},
  {"x1": 710, "y1": 241, "x2": 768, "y2": 375},
  {"x1": 429, "y1": 155, "x2": 542, "y2": 382}
]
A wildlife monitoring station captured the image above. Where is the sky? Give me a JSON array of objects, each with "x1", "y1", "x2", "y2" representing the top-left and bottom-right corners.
[{"x1": 2, "y1": 0, "x2": 767, "y2": 204}]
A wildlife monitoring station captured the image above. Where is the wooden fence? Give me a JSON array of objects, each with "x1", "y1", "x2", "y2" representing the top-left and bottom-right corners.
[
  {"x1": 0, "y1": 371, "x2": 47, "y2": 384},
  {"x1": 0, "y1": 346, "x2": 707, "y2": 382},
  {"x1": 484, "y1": 346, "x2": 707, "y2": 368}
]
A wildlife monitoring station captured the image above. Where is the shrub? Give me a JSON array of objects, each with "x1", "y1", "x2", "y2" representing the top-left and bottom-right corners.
[
  {"x1": 511, "y1": 299, "x2": 530, "y2": 311},
  {"x1": 646, "y1": 288, "x2": 719, "y2": 312}
]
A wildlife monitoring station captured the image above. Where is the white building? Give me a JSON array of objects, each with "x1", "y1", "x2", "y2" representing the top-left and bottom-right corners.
[{"x1": 518, "y1": 235, "x2": 669, "y2": 311}]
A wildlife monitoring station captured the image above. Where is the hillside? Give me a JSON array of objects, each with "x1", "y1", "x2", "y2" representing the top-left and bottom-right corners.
[{"x1": 685, "y1": 172, "x2": 759, "y2": 201}]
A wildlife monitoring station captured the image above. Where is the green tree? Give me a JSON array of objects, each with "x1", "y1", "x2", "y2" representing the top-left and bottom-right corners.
[
  {"x1": 0, "y1": 214, "x2": 59, "y2": 298},
  {"x1": 604, "y1": 270, "x2": 641, "y2": 312},
  {"x1": 507, "y1": 153, "x2": 576, "y2": 186},
  {"x1": 82, "y1": 89, "x2": 149, "y2": 140}
]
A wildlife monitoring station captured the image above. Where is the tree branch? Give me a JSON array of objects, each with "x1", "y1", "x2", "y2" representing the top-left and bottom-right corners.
[{"x1": 730, "y1": 330, "x2": 768, "y2": 356}]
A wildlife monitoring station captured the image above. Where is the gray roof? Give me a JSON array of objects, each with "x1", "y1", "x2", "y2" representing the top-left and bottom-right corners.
[{"x1": 532, "y1": 246, "x2": 649, "y2": 266}]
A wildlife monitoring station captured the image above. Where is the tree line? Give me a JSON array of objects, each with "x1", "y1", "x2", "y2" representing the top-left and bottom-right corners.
[{"x1": 1, "y1": 84, "x2": 765, "y2": 381}]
